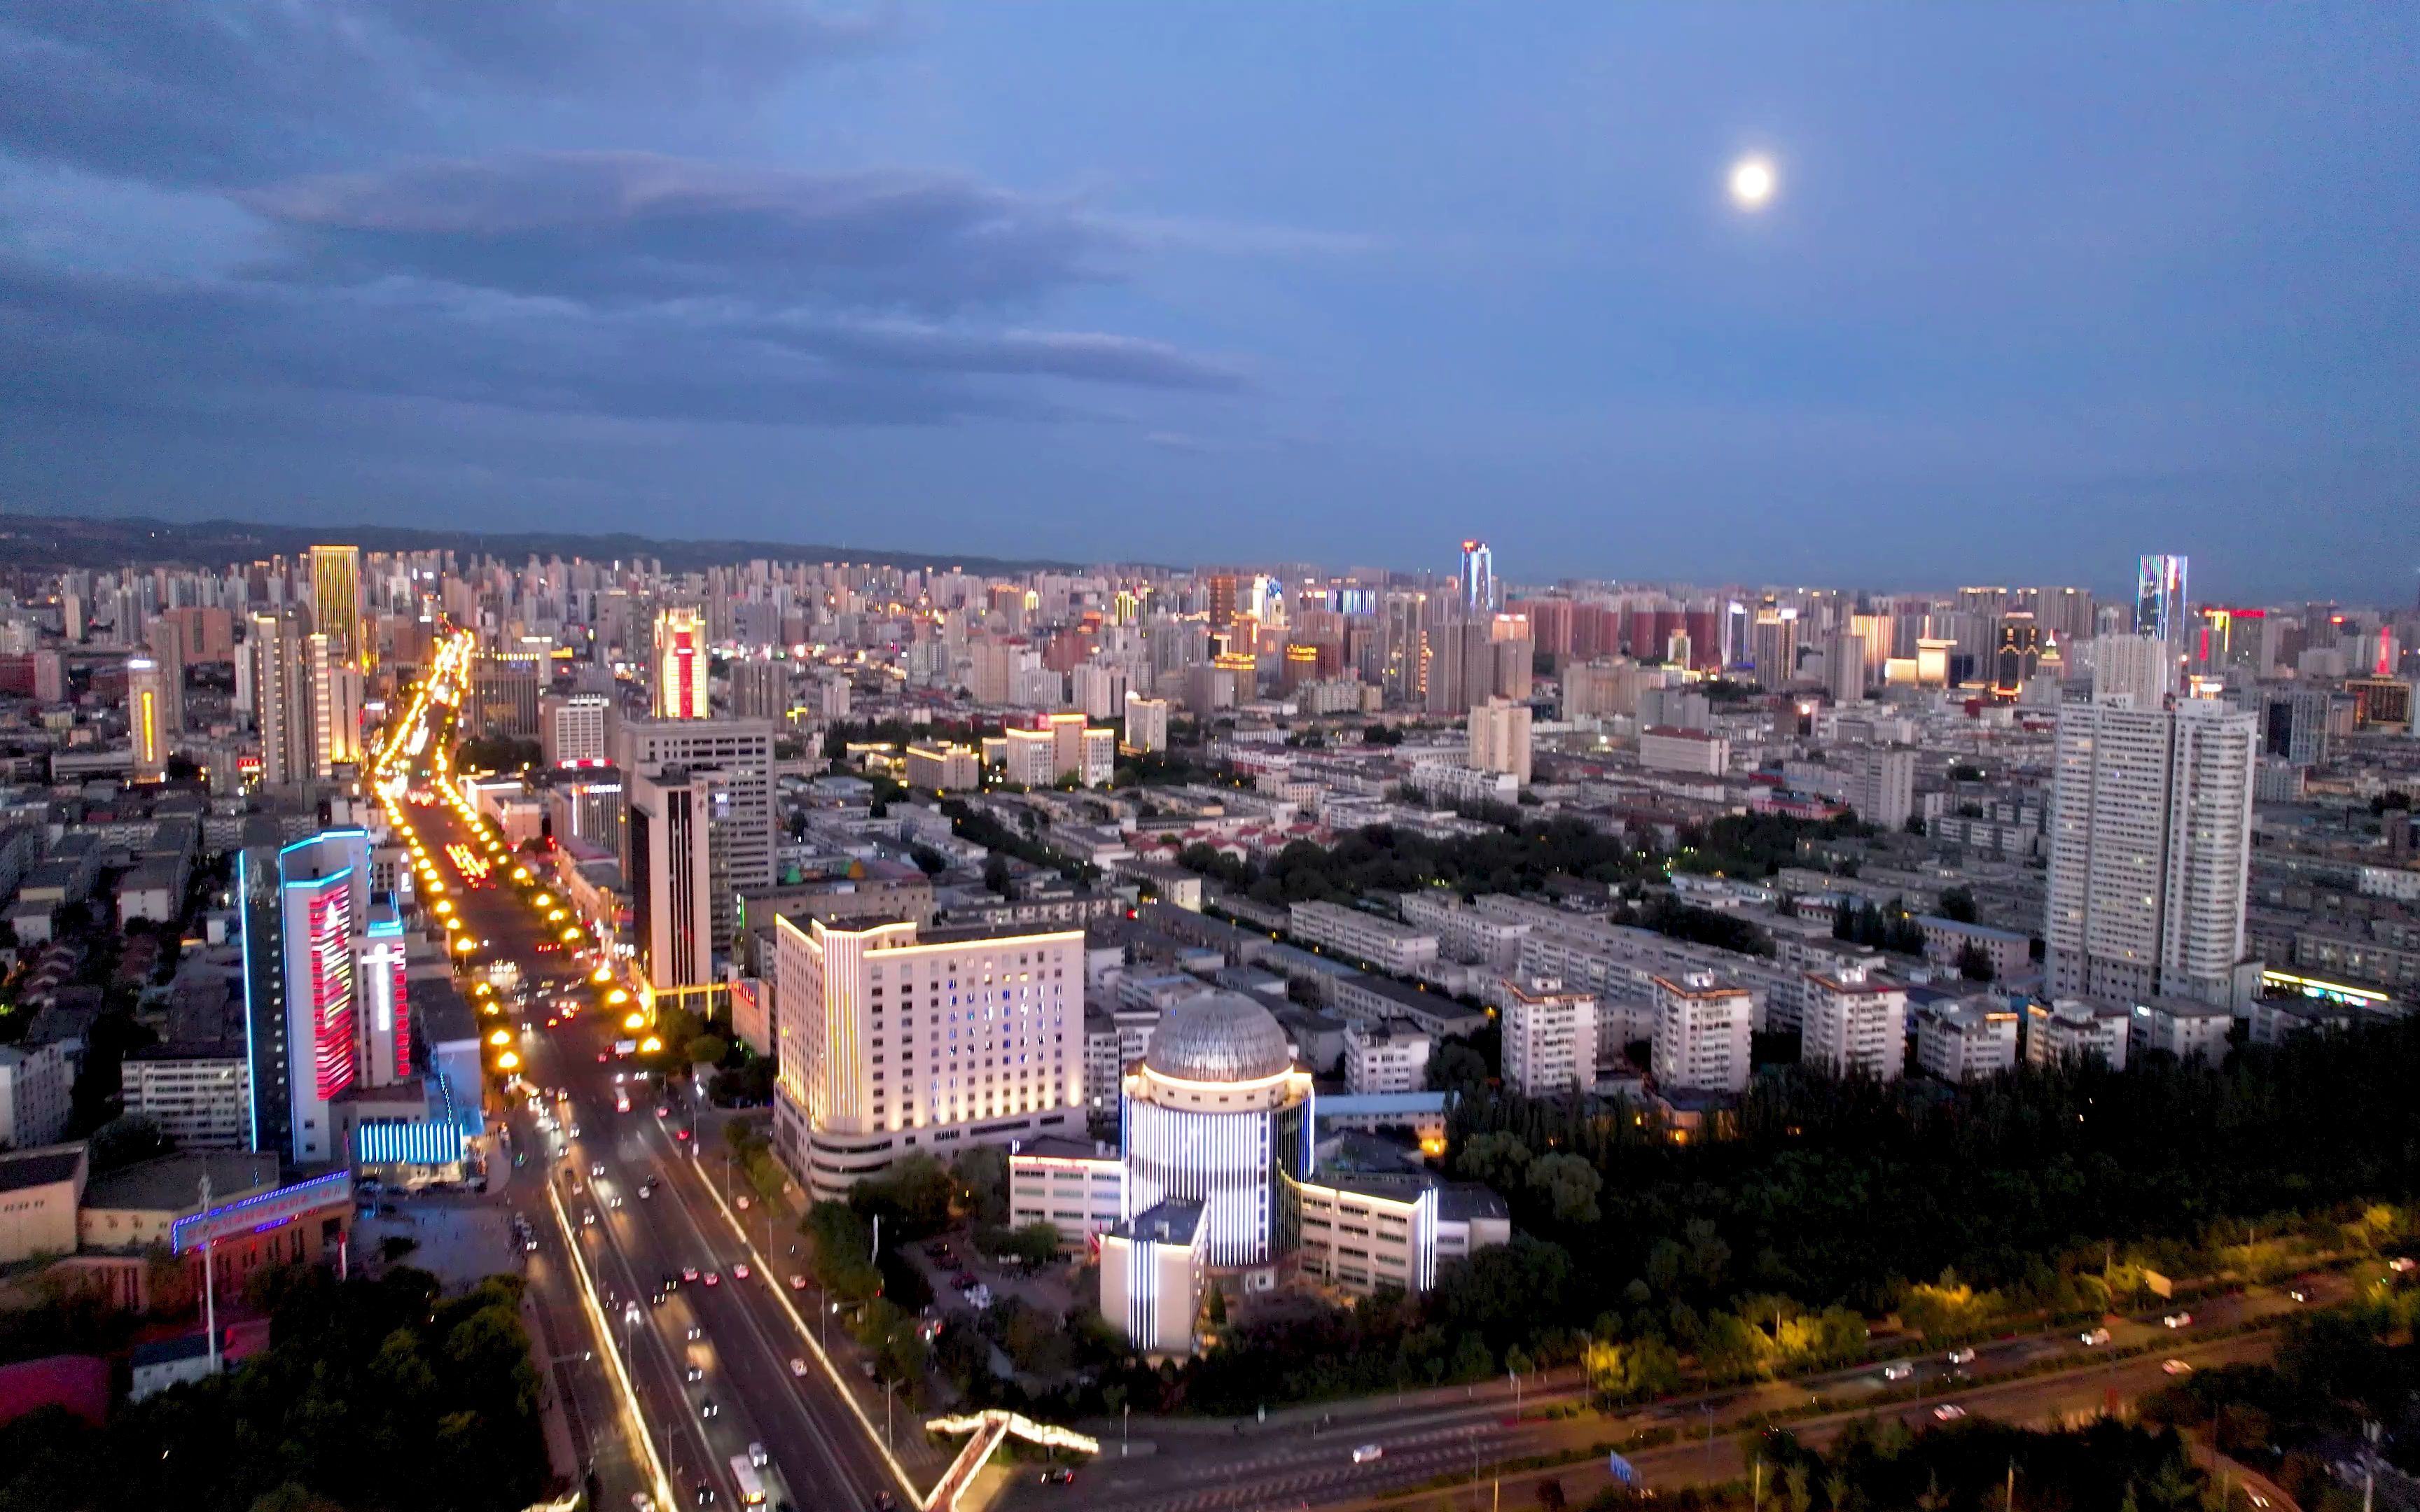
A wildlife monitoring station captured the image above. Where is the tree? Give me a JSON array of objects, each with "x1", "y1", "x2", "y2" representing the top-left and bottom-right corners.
[
  {"x1": 1456, "y1": 1131, "x2": 1531, "y2": 1186},
  {"x1": 910, "y1": 845, "x2": 949, "y2": 876},
  {"x1": 982, "y1": 853, "x2": 1014, "y2": 897},
  {"x1": 1956, "y1": 941, "x2": 1995, "y2": 981},
  {"x1": 1904, "y1": 815, "x2": 1928, "y2": 836},
  {"x1": 1938, "y1": 886, "x2": 1979, "y2": 924},
  {"x1": 852, "y1": 1153, "x2": 954, "y2": 1236},
  {"x1": 687, "y1": 1033, "x2": 730, "y2": 1065},
  {"x1": 950, "y1": 1146, "x2": 1010, "y2": 1227},
  {"x1": 1204, "y1": 1285, "x2": 1228, "y2": 1326},
  {"x1": 1527, "y1": 1153, "x2": 1603, "y2": 1225}
]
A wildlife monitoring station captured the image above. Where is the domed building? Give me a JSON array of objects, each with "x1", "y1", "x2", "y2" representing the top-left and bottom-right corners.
[{"x1": 1121, "y1": 992, "x2": 1315, "y2": 1273}]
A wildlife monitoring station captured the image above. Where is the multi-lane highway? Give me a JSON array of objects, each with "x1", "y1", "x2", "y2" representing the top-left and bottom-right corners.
[{"x1": 377, "y1": 647, "x2": 909, "y2": 1512}]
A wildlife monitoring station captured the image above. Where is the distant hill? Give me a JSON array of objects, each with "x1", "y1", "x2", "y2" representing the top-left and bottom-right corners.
[{"x1": 0, "y1": 512, "x2": 1080, "y2": 576}]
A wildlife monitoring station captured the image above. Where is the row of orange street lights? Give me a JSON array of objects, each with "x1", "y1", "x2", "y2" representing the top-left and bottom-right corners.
[{"x1": 372, "y1": 631, "x2": 656, "y2": 1081}]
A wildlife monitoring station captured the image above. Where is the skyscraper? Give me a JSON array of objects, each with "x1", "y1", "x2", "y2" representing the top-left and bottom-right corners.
[
  {"x1": 307, "y1": 631, "x2": 363, "y2": 776},
  {"x1": 2091, "y1": 633, "x2": 2178, "y2": 710},
  {"x1": 1459, "y1": 540, "x2": 1496, "y2": 615},
  {"x1": 127, "y1": 654, "x2": 172, "y2": 783},
  {"x1": 309, "y1": 545, "x2": 363, "y2": 670},
  {"x1": 249, "y1": 609, "x2": 311, "y2": 787},
  {"x1": 2045, "y1": 698, "x2": 2258, "y2": 1006},
  {"x1": 653, "y1": 605, "x2": 710, "y2": 720},
  {"x1": 272, "y1": 830, "x2": 370, "y2": 1163},
  {"x1": 2134, "y1": 554, "x2": 2189, "y2": 644},
  {"x1": 1467, "y1": 697, "x2": 1532, "y2": 786},
  {"x1": 1991, "y1": 612, "x2": 2042, "y2": 699},
  {"x1": 628, "y1": 766, "x2": 714, "y2": 991}
]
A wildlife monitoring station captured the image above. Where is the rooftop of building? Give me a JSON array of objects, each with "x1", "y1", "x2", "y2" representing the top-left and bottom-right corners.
[
  {"x1": 84, "y1": 1151, "x2": 277, "y2": 1213},
  {"x1": 1913, "y1": 914, "x2": 2031, "y2": 942},
  {"x1": 1111, "y1": 1200, "x2": 1203, "y2": 1247},
  {"x1": 0, "y1": 1143, "x2": 85, "y2": 1194},
  {"x1": 1009, "y1": 1135, "x2": 1116, "y2": 1164},
  {"x1": 1145, "y1": 990, "x2": 1293, "y2": 1082}
]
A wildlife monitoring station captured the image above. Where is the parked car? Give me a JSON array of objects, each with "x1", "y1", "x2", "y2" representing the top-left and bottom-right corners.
[
  {"x1": 1947, "y1": 1347, "x2": 1976, "y2": 1366},
  {"x1": 1351, "y1": 1445, "x2": 1385, "y2": 1465},
  {"x1": 2079, "y1": 1327, "x2": 2111, "y2": 1347},
  {"x1": 2162, "y1": 1312, "x2": 2193, "y2": 1329}
]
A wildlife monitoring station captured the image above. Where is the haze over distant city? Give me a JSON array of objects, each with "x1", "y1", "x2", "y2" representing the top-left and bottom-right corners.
[{"x1": 0, "y1": 5, "x2": 2414, "y2": 598}]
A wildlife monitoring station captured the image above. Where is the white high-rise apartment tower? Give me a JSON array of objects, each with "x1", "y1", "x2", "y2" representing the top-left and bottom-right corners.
[
  {"x1": 2092, "y1": 633, "x2": 2177, "y2": 710},
  {"x1": 2045, "y1": 697, "x2": 2258, "y2": 1005}
]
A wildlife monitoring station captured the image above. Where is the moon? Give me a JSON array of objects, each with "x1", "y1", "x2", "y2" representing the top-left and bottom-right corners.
[{"x1": 1729, "y1": 156, "x2": 1776, "y2": 210}]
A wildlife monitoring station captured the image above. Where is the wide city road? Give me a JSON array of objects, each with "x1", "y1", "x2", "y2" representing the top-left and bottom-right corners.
[
  {"x1": 389, "y1": 688, "x2": 910, "y2": 1512},
  {"x1": 995, "y1": 1275, "x2": 2343, "y2": 1512}
]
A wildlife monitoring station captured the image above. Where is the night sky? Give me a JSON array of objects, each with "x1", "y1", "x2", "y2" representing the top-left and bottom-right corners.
[{"x1": 1, "y1": 4, "x2": 2412, "y2": 598}]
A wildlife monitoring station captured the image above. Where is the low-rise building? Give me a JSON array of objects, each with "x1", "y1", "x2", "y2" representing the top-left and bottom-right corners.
[
  {"x1": 0, "y1": 1142, "x2": 85, "y2": 1264},
  {"x1": 1912, "y1": 999, "x2": 2021, "y2": 1083},
  {"x1": 1916, "y1": 916, "x2": 2031, "y2": 981},
  {"x1": 1288, "y1": 900, "x2": 1440, "y2": 976},
  {"x1": 2024, "y1": 998, "x2": 2131, "y2": 1070},
  {"x1": 0, "y1": 1042, "x2": 73, "y2": 1152},
  {"x1": 1328, "y1": 973, "x2": 1489, "y2": 1039},
  {"x1": 1343, "y1": 1018, "x2": 1432, "y2": 1095},
  {"x1": 1007, "y1": 1138, "x2": 1125, "y2": 1253},
  {"x1": 1639, "y1": 726, "x2": 1730, "y2": 776},
  {"x1": 123, "y1": 1043, "x2": 252, "y2": 1152},
  {"x1": 1099, "y1": 1201, "x2": 1204, "y2": 1357},
  {"x1": 2128, "y1": 997, "x2": 2233, "y2": 1064},
  {"x1": 903, "y1": 742, "x2": 982, "y2": 793}
]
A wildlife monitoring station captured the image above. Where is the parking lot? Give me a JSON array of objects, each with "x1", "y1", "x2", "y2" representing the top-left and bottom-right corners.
[{"x1": 905, "y1": 1231, "x2": 1079, "y2": 1320}]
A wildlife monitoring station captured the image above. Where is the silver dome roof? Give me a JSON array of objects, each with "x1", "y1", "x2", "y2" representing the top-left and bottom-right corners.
[{"x1": 1144, "y1": 991, "x2": 1293, "y2": 1082}]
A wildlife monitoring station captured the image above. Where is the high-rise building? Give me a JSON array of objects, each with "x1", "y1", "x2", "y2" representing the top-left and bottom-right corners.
[
  {"x1": 628, "y1": 766, "x2": 714, "y2": 992},
  {"x1": 653, "y1": 606, "x2": 710, "y2": 720},
  {"x1": 272, "y1": 830, "x2": 370, "y2": 1163},
  {"x1": 0, "y1": 1043, "x2": 72, "y2": 1152},
  {"x1": 1991, "y1": 612, "x2": 2042, "y2": 699},
  {"x1": 1650, "y1": 971, "x2": 1753, "y2": 1094},
  {"x1": 249, "y1": 610, "x2": 311, "y2": 788},
  {"x1": 618, "y1": 717, "x2": 779, "y2": 948},
  {"x1": 1501, "y1": 977, "x2": 1597, "y2": 1096},
  {"x1": 471, "y1": 650, "x2": 541, "y2": 738},
  {"x1": 728, "y1": 658, "x2": 789, "y2": 722},
  {"x1": 127, "y1": 654, "x2": 172, "y2": 783},
  {"x1": 2045, "y1": 698, "x2": 2258, "y2": 1005},
  {"x1": 1459, "y1": 540, "x2": 1496, "y2": 615},
  {"x1": 545, "y1": 692, "x2": 612, "y2": 767},
  {"x1": 1466, "y1": 697, "x2": 1533, "y2": 787},
  {"x1": 354, "y1": 902, "x2": 411, "y2": 1089},
  {"x1": 2092, "y1": 633, "x2": 2178, "y2": 709},
  {"x1": 308, "y1": 545, "x2": 363, "y2": 669},
  {"x1": 1123, "y1": 694, "x2": 1169, "y2": 754},
  {"x1": 770, "y1": 914, "x2": 1087, "y2": 1199},
  {"x1": 1748, "y1": 608, "x2": 1800, "y2": 690},
  {"x1": 307, "y1": 632, "x2": 363, "y2": 775},
  {"x1": 2135, "y1": 554, "x2": 2189, "y2": 644},
  {"x1": 144, "y1": 616, "x2": 188, "y2": 736},
  {"x1": 1800, "y1": 965, "x2": 1908, "y2": 1082},
  {"x1": 1825, "y1": 627, "x2": 1866, "y2": 704},
  {"x1": 2263, "y1": 686, "x2": 2333, "y2": 768}
]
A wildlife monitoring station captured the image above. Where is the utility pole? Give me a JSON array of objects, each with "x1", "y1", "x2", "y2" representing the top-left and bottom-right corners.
[
  {"x1": 2005, "y1": 1459, "x2": 2015, "y2": 1512},
  {"x1": 198, "y1": 1175, "x2": 218, "y2": 1378}
]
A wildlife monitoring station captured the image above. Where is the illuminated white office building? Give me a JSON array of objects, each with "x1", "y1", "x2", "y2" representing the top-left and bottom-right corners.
[{"x1": 772, "y1": 916, "x2": 1085, "y2": 1200}]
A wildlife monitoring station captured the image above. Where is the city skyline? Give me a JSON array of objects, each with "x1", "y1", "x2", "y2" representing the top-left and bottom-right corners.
[{"x1": 1, "y1": 6, "x2": 2414, "y2": 598}]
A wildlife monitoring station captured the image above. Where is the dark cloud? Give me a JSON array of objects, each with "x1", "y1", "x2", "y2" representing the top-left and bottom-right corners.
[
  {"x1": 0, "y1": 1, "x2": 884, "y2": 186},
  {"x1": 243, "y1": 153, "x2": 1115, "y2": 312},
  {"x1": 0, "y1": 252, "x2": 1235, "y2": 432}
]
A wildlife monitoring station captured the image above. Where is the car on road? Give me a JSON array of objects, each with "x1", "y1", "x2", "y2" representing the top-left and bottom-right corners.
[
  {"x1": 658, "y1": 1106, "x2": 672, "y2": 1119},
  {"x1": 790, "y1": 1274, "x2": 808, "y2": 1292},
  {"x1": 704, "y1": 1272, "x2": 721, "y2": 1287},
  {"x1": 2079, "y1": 1327, "x2": 2111, "y2": 1346},
  {"x1": 698, "y1": 1399, "x2": 720, "y2": 1419},
  {"x1": 748, "y1": 1444, "x2": 769, "y2": 1469},
  {"x1": 732, "y1": 1264, "x2": 751, "y2": 1280},
  {"x1": 1351, "y1": 1445, "x2": 1384, "y2": 1464},
  {"x1": 684, "y1": 1364, "x2": 704, "y2": 1382},
  {"x1": 790, "y1": 1357, "x2": 809, "y2": 1378},
  {"x1": 662, "y1": 1273, "x2": 680, "y2": 1292},
  {"x1": 692, "y1": 1486, "x2": 715, "y2": 1507},
  {"x1": 1932, "y1": 1404, "x2": 1967, "y2": 1422},
  {"x1": 2288, "y1": 1284, "x2": 2309, "y2": 1303},
  {"x1": 1947, "y1": 1347, "x2": 1976, "y2": 1366},
  {"x1": 1036, "y1": 1468, "x2": 1076, "y2": 1485},
  {"x1": 2162, "y1": 1312, "x2": 2193, "y2": 1329},
  {"x1": 872, "y1": 1494, "x2": 898, "y2": 1512},
  {"x1": 683, "y1": 1266, "x2": 700, "y2": 1282},
  {"x1": 2163, "y1": 1359, "x2": 2194, "y2": 1376},
  {"x1": 687, "y1": 1324, "x2": 704, "y2": 1340},
  {"x1": 610, "y1": 1195, "x2": 625, "y2": 1209},
  {"x1": 581, "y1": 1209, "x2": 597, "y2": 1226},
  {"x1": 1880, "y1": 1362, "x2": 1914, "y2": 1382},
  {"x1": 952, "y1": 1272, "x2": 978, "y2": 1289}
]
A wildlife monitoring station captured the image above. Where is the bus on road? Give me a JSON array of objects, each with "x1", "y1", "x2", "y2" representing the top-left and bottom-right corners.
[{"x1": 728, "y1": 1456, "x2": 767, "y2": 1507}]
